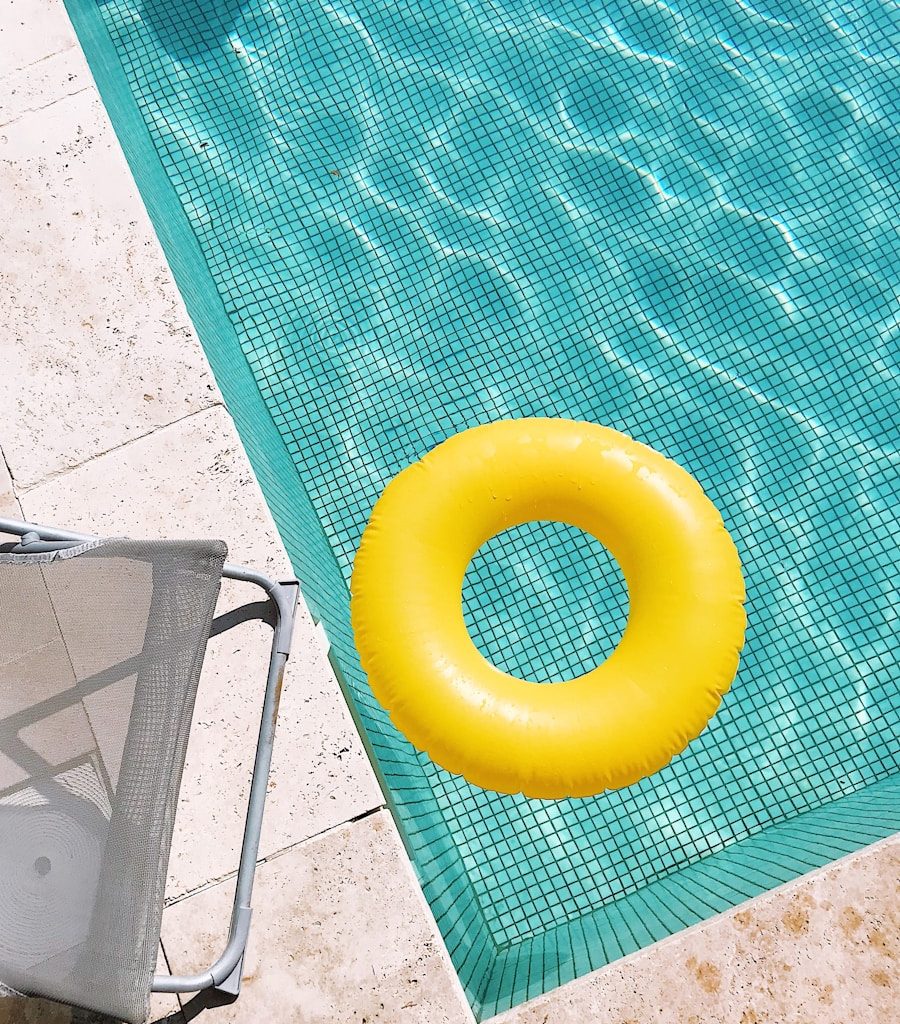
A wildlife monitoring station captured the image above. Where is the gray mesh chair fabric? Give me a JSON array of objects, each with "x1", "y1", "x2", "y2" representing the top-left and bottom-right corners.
[{"x1": 0, "y1": 538, "x2": 227, "y2": 1023}]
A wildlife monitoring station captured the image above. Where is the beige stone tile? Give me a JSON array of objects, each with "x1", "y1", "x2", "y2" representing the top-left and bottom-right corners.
[
  {"x1": 1, "y1": 46, "x2": 90, "y2": 128},
  {"x1": 21, "y1": 405, "x2": 383, "y2": 898},
  {"x1": 0, "y1": 85, "x2": 218, "y2": 491},
  {"x1": 18, "y1": 702, "x2": 94, "y2": 766},
  {"x1": 489, "y1": 835, "x2": 900, "y2": 1024},
  {"x1": 0, "y1": 0, "x2": 76, "y2": 78},
  {"x1": 48, "y1": 554, "x2": 153, "y2": 678},
  {"x1": 162, "y1": 811, "x2": 474, "y2": 1024},
  {"x1": 0, "y1": 749, "x2": 27, "y2": 793},
  {"x1": 82, "y1": 673, "x2": 137, "y2": 792},
  {"x1": 0, "y1": 585, "x2": 73, "y2": 711}
]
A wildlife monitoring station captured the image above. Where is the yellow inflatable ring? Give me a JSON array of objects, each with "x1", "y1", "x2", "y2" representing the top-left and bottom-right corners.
[{"x1": 351, "y1": 419, "x2": 745, "y2": 799}]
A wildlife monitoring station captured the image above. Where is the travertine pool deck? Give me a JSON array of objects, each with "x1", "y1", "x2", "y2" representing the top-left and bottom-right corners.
[{"x1": 0, "y1": 2, "x2": 896, "y2": 1021}]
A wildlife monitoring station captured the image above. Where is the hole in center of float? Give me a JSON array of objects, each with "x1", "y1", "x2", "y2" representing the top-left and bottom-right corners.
[{"x1": 462, "y1": 520, "x2": 629, "y2": 683}]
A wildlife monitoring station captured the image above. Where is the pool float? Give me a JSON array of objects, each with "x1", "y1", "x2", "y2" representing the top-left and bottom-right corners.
[{"x1": 351, "y1": 419, "x2": 746, "y2": 799}]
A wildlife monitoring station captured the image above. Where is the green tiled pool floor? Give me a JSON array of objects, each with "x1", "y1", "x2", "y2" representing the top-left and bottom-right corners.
[{"x1": 68, "y1": 0, "x2": 900, "y2": 1015}]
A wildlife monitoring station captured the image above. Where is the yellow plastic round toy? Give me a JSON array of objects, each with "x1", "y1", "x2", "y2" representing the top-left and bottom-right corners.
[{"x1": 351, "y1": 418, "x2": 745, "y2": 799}]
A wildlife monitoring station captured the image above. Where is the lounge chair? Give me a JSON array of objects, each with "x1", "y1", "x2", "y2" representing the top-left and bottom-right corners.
[{"x1": 0, "y1": 517, "x2": 298, "y2": 1023}]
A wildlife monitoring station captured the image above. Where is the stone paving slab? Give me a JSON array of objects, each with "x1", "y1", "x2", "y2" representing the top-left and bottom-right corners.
[
  {"x1": 0, "y1": 0, "x2": 76, "y2": 77},
  {"x1": 1, "y1": 45, "x2": 89, "y2": 128},
  {"x1": 0, "y1": 68, "x2": 218, "y2": 490},
  {"x1": 489, "y1": 836, "x2": 899, "y2": 1024},
  {"x1": 21, "y1": 404, "x2": 383, "y2": 899},
  {"x1": 161, "y1": 811, "x2": 474, "y2": 1024}
]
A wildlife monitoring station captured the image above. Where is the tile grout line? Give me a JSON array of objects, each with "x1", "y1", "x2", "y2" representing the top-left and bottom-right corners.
[
  {"x1": 0, "y1": 444, "x2": 16, "y2": 491},
  {"x1": 0, "y1": 443, "x2": 24, "y2": 517},
  {"x1": 2, "y1": 41, "x2": 78, "y2": 77},
  {"x1": 259, "y1": 803, "x2": 389, "y2": 867},
  {"x1": 163, "y1": 803, "x2": 388, "y2": 910},
  {"x1": 14, "y1": 399, "x2": 224, "y2": 496},
  {"x1": 0, "y1": 83, "x2": 93, "y2": 130}
]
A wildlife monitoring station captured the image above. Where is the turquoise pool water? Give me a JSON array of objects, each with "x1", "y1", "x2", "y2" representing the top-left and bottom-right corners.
[{"x1": 69, "y1": 0, "x2": 899, "y2": 1015}]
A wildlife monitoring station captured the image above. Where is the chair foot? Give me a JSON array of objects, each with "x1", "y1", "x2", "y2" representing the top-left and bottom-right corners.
[{"x1": 214, "y1": 955, "x2": 244, "y2": 997}]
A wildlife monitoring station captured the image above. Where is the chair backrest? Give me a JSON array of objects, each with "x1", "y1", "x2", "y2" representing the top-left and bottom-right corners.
[{"x1": 0, "y1": 538, "x2": 226, "y2": 1023}]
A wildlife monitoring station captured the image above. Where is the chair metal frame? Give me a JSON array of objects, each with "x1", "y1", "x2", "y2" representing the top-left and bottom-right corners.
[{"x1": 0, "y1": 516, "x2": 299, "y2": 998}]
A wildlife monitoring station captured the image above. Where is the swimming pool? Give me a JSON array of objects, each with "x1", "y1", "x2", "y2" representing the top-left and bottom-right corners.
[{"x1": 67, "y1": 0, "x2": 899, "y2": 1015}]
